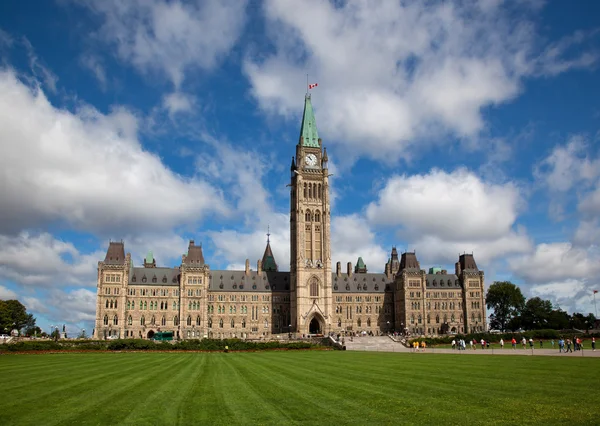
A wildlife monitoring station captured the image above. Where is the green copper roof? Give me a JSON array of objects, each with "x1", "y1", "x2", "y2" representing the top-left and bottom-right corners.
[
  {"x1": 429, "y1": 267, "x2": 442, "y2": 274},
  {"x1": 145, "y1": 251, "x2": 153, "y2": 264},
  {"x1": 261, "y1": 241, "x2": 278, "y2": 272},
  {"x1": 356, "y1": 257, "x2": 366, "y2": 269},
  {"x1": 300, "y1": 94, "x2": 320, "y2": 147}
]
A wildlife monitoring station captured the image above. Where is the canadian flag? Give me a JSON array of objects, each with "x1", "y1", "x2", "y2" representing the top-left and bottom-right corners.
[
  {"x1": 308, "y1": 83, "x2": 318, "y2": 89},
  {"x1": 594, "y1": 290, "x2": 598, "y2": 294}
]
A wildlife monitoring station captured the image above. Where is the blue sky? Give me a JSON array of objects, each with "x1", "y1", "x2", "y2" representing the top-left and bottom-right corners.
[{"x1": 1, "y1": 0, "x2": 599, "y2": 336}]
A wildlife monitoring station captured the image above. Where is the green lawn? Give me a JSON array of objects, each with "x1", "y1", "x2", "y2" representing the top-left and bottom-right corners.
[{"x1": 0, "y1": 351, "x2": 598, "y2": 425}]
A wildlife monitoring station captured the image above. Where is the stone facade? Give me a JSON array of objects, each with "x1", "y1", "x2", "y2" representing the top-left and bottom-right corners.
[{"x1": 94, "y1": 94, "x2": 487, "y2": 340}]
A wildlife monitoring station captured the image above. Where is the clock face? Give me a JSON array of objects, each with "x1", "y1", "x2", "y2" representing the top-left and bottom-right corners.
[{"x1": 305, "y1": 153, "x2": 318, "y2": 167}]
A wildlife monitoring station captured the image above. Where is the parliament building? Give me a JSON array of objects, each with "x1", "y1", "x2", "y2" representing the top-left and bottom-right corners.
[{"x1": 94, "y1": 95, "x2": 487, "y2": 340}]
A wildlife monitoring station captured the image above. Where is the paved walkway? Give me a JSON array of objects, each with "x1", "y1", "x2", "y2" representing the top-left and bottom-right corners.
[{"x1": 344, "y1": 336, "x2": 600, "y2": 357}]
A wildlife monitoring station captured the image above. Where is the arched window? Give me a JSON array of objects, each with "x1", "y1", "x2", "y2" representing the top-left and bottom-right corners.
[
  {"x1": 264, "y1": 319, "x2": 269, "y2": 329},
  {"x1": 318, "y1": 184, "x2": 322, "y2": 199},
  {"x1": 103, "y1": 315, "x2": 108, "y2": 325},
  {"x1": 174, "y1": 316, "x2": 179, "y2": 326},
  {"x1": 161, "y1": 316, "x2": 166, "y2": 326},
  {"x1": 367, "y1": 318, "x2": 371, "y2": 327},
  {"x1": 338, "y1": 318, "x2": 342, "y2": 327},
  {"x1": 410, "y1": 315, "x2": 415, "y2": 324},
  {"x1": 140, "y1": 316, "x2": 145, "y2": 326},
  {"x1": 187, "y1": 316, "x2": 192, "y2": 326},
  {"x1": 230, "y1": 319, "x2": 235, "y2": 328},
  {"x1": 144, "y1": 301, "x2": 147, "y2": 310},
  {"x1": 310, "y1": 279, "x2": 319, "y2": 297},
  {"x1": 303, "y1": 182, "x2": 307, "y2": 198},
  {"x1": 305, "y1": 209, "x2": 311, "y2": 222},
  {"x1": 309, "y1": 184, "x2": 312, "y2": 199},
  {"x1": 418, "y1": 315, "x2": 422, "y2": 324},
  {"x1": 242, "y1": 319, "x2": 246, "y2": 328},
  {"x1": 112, "y1": 315, "x2": 118, "y2": 325},
  {"x1": 357, "y1": 318, "x2": 362, "y2": 327},
  {"x1": 436, "y1": 315, "x2": 440, "y2": 324},
  {"x1": 427, "y1": 314, "x2": 431, "y2": 324},
  {"x1": 196, "y1": 316, "x2": 201, "y2": 326},
  {"x1": 105, "y1": 300, "x2": 109, "y2": 309},
  {"x1": 173, "y1": 301, "x2": 177, "y2": 310},
  {"x1": 109, "y1": 300, "x2": 113, "y2": 309},
  {"x1": 315, "y1": 210, "x2": 321, "y2": 222},
  {"x1": 208, "y1": 318, "x2": 212, "y2": 328},
  {"x1": 312, "y1": 183, "x2": 317, "y2": 199},
  {"x1": 151, "y1": 316, "x2": 155, "y2": 325},
  {"x1": 219, "y1": 319, "x2": 224, "y2": 328}
]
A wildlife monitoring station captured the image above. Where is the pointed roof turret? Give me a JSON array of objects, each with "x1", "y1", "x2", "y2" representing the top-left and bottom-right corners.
[
  {"x1": 184, "y1": 240, "x2": 205, "y2": 266},
  {"x1": 104, "y1": 241, "x2": 125, "y2": 264},
  {"x1": 261, "y1": 228, "x2": 278, "y2": 272},
  {"x1": 299, "y1": 94, "x2": 320, "y2": 147},
  {"x1": 144, "y1": 250, "x2": 156, "y2": 268},
  {"x1": 354, "y1": 257, "x2": 367, "y2": 273}
]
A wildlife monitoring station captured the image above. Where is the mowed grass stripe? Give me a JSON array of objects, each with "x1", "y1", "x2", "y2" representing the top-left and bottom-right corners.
[
  {"x1": 1, "y1": 351, "x2": 599, "y2": 425},
  {"x1": 1, "y1": 354, "x2": 179, "y2": 426},
  {"x1": 1, "y1": 353, "x2": 145, "y2": 400}
]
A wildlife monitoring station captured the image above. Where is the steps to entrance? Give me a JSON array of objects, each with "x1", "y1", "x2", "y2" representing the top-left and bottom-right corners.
[{"x1": 343, "y1": 336, "x2": 410, "y2": 353}]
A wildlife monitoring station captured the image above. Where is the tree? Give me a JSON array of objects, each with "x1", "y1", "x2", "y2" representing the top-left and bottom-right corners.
[
  {"x1": 486, "y1": 281, "x2": 525, "y2": 332},
  {"x1": 0, "y1": 300, "x2": 30, "y2": 334},
  {"x1": 547, "y1": 308, "x2": 570, "y2": 330},
  {"x1": 521, "y1": 297, "x2": 553, "y2": 330}
]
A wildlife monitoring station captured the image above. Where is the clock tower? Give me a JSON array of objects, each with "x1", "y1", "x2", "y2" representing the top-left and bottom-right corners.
[{"x1": 290, "y1": 94, "x2": 332, "y2": 335}]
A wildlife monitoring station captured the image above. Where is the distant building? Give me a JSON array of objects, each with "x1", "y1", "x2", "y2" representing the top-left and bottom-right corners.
[{"x1": 94, "y1": 95, "x2": 487, "y2": 340}]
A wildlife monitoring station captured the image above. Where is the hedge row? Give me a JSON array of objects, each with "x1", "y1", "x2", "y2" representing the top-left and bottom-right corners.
[{"x1": 0, "y1": 338, "x2": 316, "y2": 353}]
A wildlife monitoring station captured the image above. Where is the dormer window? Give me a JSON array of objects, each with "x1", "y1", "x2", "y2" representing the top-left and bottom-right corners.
[
  {"x1": 132, "y1": 276, "x2": 137, "y2": 283},
  {"x1": 142, "y1": 276, "x2": 147, "y2": 283},
  {"x1": 152, "y1": 276, "x2": 157, "y2": 283},
  {"x1": 162, "y1": 276, "x2": 167, "y2": 283}
]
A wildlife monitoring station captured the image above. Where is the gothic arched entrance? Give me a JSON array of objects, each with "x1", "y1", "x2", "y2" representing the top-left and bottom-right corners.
[
  {"x1": 309, "y1": 318, "x2": 321, "y2": 334},
  {"x1": 147, "y1": 330, "x2": 155, "y2": 339}
]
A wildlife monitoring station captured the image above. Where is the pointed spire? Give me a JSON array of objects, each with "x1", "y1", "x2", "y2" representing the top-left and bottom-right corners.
[
  {"x1": 261, "y1": 229, "x2": 278, "y2": 272},
  {"x1": 299, "y1": 94, "x2": 320, "y2": 147},
  {"x1": 290, "y1": 156, "x2": 296, "y2": 170},
  {"x1": 323, "y1": 147, "x2": 328, "y2": 162}
]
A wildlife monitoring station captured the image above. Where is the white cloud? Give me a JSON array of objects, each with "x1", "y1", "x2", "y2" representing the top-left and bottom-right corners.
[
  {"x1": 331, "y1": 214, "x2": 387, "y2": 271},
  {"x1": 162, "y1": 91, "x2": 195, "y2": 116},
  {"x1": 0, "y1": 69, "x2": 229, "y2": 236},
  {"x1": 208, "y1": 212, "x2": 290, "y2": 271},
  {"x1": 534, "y1": 135, "x2": 600, "y2": 192},
  {"x1": 508, "y1": 242, "x2": 600, "y2": 283},
  {"x1": 82, "y1": 0, "x2": 248, "y2": 88},
  {"x1": 22, "y1": 37, "x2": 58, "y2": 94},
  {"x1": 0, "y1": 232, "x2": 101, "y2": 287},
  {"x1": 573, "y1": 220, "x2": 600, "y2": 247},
  {"x1": 80, "y1": 54, "x2": 107, "y2": 91},
  {"x1": 0, "y1": 285, "x2": 17, "y2": 299},
  {"x1": 24, "y1": 288, "x2": 97, "y2": 327},
  {"x1": 365, "y1": 168, "x2": 531, "y2": 265},
  {"x1": 245, "y1": 1, "x2": 598, "y2": 162},
  {"x1": 195, "y1": 134, "x2": 274, "y2": 227},
  {"x1": 367, "y1": 168, "x2": 523, "y2": 241}
]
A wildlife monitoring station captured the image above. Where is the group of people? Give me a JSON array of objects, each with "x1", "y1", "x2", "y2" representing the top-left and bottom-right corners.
[{"x1": 449, "y1": 336, "x2": 598, "y2": 352}]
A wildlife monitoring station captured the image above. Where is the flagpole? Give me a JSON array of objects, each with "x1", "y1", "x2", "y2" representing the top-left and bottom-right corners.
[{"x1": 306, "y1": 73, "x2": 309, "y2": 96}]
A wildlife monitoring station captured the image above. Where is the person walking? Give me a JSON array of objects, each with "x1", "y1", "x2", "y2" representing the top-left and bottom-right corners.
[
  {"x1": 592, "y1": 337, "x2": 596, "y2": 352},
  {"x1": 529, "y1": 338, "x2": 534, "y2": 349},
  {"x1": 558, "y1": 338, "x2": 564, "y2": 353},
  {"x1": 522, "y1": 337, "x2": 527, "y2": 349},
  {"x1": 566, "y1": 338, "x2": 573, "y2": 353},
  {"x1": 539, "y1": 339, "x2": 543, "y2": 349},
  {"x1": 500, "y1": 338, "x2": 504, "y2": 349},
  {"x1": 511, "y1": 337, "x2": 517, "y2": 350}
]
